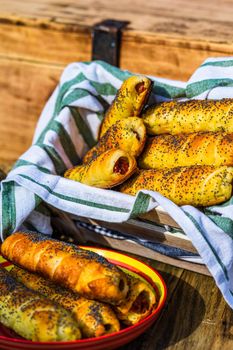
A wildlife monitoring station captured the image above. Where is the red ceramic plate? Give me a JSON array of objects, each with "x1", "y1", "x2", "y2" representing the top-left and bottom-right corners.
[{"x1": 0, "y1": 246, "x2": 167, "y2": 350}]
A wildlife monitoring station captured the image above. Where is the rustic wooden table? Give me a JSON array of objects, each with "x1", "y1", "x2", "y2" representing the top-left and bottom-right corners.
[
  {"x1": 119, "y1": 259, "x2": 233, "y2": 350},
  {"x1": 1, "y1": 1, "x2": 233, "y2": 349}
]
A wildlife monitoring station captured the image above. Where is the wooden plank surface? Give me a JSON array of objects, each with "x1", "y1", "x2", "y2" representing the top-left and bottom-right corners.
[
  {"x1": 1, "y1": 0, "x2": 233, "y2": 43},
  {"x1": 77, "y1": 216, "x2": 197, "y2": 253},
  {"x1": 52, "y1": 215, "x2": 210, "y2": 274},
  {"x1": 1, "y1": 1, "x2": 233, "y2": 162},
  {"x1": 1, "y1": 21, "x2": 232, "y2": 82},
  {"x1": 0, "y1": 57, "x2": 62, "y2": 162},
  {"x1": 0, "y1": 1, "x2": 233, "y2": 81}
]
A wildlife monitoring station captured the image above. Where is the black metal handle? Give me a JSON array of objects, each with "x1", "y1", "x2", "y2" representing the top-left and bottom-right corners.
[{"x1": 92, "y1": 19, "x2": 129, "y2": 66}]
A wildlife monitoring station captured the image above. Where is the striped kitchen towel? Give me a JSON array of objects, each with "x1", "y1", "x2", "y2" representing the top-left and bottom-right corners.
[{"x1": 1, "y1": 57, "x2": 233, "y2": 308}]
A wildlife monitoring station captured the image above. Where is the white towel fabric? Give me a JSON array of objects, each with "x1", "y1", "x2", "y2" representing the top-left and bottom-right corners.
[{"x1": 1, "y1": 57, "x2": 233, "y2": 308}]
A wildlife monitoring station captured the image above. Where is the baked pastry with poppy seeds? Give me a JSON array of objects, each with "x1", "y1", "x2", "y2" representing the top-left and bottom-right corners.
[
  {"x1": 139, "y1": 132, "x2": 233, "y2": 169},
  {"x1": 0, "y1": 267, "x2": 81, "y2": 341},
  {"x1": 120, "y1": 166, "x2": 233, "y2": 207},
  {"x1": 83, "y1": 117, "x2": 146, "y2": 164},
  {"x1": 114, "y1": 274, "x2": 156, "y2": 326},
  {"x1": 1, "y1": 231, "x2": 129, "y2": 305},
  {"x1": 99, "y1": 75, "x2": 152, "y2": 138},
  {"x1": 142, "y1": 99, "x2": 233, "y2": 135},
  {"x1": 65, "y1": 149, "x2": 137, "y2": 189},
  {"x1": 11, "y1": 265, "x2": 120, "y2": 338}
]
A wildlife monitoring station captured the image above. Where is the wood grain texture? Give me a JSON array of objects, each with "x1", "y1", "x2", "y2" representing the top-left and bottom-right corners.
[
  {"x1": 51, "y1": 216, "x2": 210, "y2": 275},
  {"x1": 1, "y1": 22, "x2": 232, "y2": 81},
  {"x1": 0, "y1": 23, "x2": 92, "y2": 65},
  {"x1": 1, "y1": 0, "x2": 233, "y2": 42},
  {"x1": 0, "y1": 57, "x2": 62, "y2": 162},
  {"x1": 80, "y1": 217, "x2": 196, "y2": 253},
  {"x1": 0, "y1": 1, "x2": 233, "y2": 81}
]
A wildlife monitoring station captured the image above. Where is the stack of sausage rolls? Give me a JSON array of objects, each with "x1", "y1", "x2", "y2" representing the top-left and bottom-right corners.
[
  {"x1": 0, "y1": 231, "x2": 157, "y2": 341},
  {"x1": 65, "y1": 76, "x2": 233, "y2": 207}
]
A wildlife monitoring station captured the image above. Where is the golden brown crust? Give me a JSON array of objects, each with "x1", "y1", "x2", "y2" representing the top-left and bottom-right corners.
[
  {"x1": 99, "y1": 76, "x2": 152, "y2": 138},
  {"x1": 114, "y1": 274, "x2": 156, "y2": 326},
  {"x1": 1, "y1": 231, "x2": 129, "y2": 305},
  {"x1": 83, "y1": 117, "x2": 146, "y2": 164},
  {"x1": 142, "y1": 99, "x2": 233, "y2": 135},
  {"x1": 65, "y1": 149, "x2": 137, "y2": 189},
  {"x1": 11, "y1": 266, "x2": 120, "y2": 338},
  {"x1": 139, "y1": 132, "x2": 233, "y2": 169},
  {"x1": 0, "y1": 267, "x2": 81, "y2": 341},
  {"x1": 120, "y1": 166, "x2": 233, "y2": 206}
]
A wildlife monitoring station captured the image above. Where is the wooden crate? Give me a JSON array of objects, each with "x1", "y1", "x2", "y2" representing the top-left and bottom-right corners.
[
  {"x1": 1, "y1": 0, "x2": 232, "y2": 275},
  {"x1": 1, "y1": 0, "x2": 233, "y2": 163},
  {"x1": 50, "y1": 207, "x2": 210, "y2": 276}
]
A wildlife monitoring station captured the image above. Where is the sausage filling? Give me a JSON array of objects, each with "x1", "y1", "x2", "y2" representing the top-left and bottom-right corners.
[
  {"x1": 113, "y1": 157, "x2": 129, "y2": 175},
  {"x1": 135, "y1": 82, "x2": 146, "y2": 94},
  {"x1": 130, "y1": 291, "x2": 150, "y2": 314}
]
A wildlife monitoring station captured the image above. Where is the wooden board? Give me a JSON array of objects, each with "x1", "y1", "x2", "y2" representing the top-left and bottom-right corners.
[
  {"x1": 1, "y1": 0, "x2": 233, "y2": 43},
  {"x1": 1, "y1": 0, "x2": 233, "y2": 162},
  {"x1": 51, "y1": 214, "x2": 209, "y2": 275},
  {"x1": 1, "y1": 0, "x2": 233, "y2": 80},
  {"x1": 77, "y1": 216, "x2": 196, "y2": 253},
  {"x1": 0, "y1": 57, "x2": 62, "y2": 162}
]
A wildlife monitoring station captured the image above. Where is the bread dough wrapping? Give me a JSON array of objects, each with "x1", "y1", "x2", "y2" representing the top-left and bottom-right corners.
[
  {"x1": 0, "y1": 267, "x2": 81, "y2": 341},
  {"x1": 120, "y1": 166, "x2": 233, "y2": 206},
  {"x1": 99, "y1": 75, "x2": 152, "y2": 138},
  {"x1": 1, "y1": 231, "x2": 129, "y2": 305},
  {"x1": 139, "y1": 132, "x2": 233, "y2": 169},
  {"x1": 142, "y1": 99, "x2": 233, "y2": 135},
  {"x1": 83, "y1": 117, "x2": 146, "y2": 164},
  {"x1": 64, "y1": 149, "x2": 137, "y2": 189},
  {"x1": 11, "y1": 266, "x2": 120, "y2": 338},
  {"x1": 114, "y1": 274, "x2": 156, "y2": 326}
]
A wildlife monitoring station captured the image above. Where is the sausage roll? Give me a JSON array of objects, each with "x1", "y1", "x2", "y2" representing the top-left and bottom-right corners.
[
  {"x1": 64, "y1": 149, "x2": 137, "y2": 189},
  {"x1": 142, "y1": 99, "x2": 233, "y2": 135},
  {"x1": 99, "y1": 75, "x2": 152, "y2": 138},
  {"x1": 11, "y1": 266, "x2": 120, "y2": 338},
  {"x1": 0, "y1": 267, "x2": 81, "y2": 341},
  {"x1": 83, "y1": 117, "x2": 146, "y2": 164},
  {"x1": 115, "y1": 274, "x2": 156, "y2": 326},
  {"x1": 120, "y1": 166, "x2": 233, "y2": 207},
  {"x1": 139, "y1": 132, "x2": 233, "y2": 169},
  {"x1": 1, "y1": 231, "x2": 129, "y2": 305}
]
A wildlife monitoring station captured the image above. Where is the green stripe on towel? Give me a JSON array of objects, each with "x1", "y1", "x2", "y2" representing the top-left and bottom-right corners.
[
  {"x1": 13, "y1": 159, "x2": 51, "y2": 174},
  {"x1": 207, "y1": 215, "x2": 233, "y2": 239},
  {"x1": 94, "y1": 61, "x2": 132, "y2": 81},
  {"x1": 38, "y1": 144, "x2": 67, "y2": 175},
  {"x1": 53, "y1": 72, "x2": 86, "y2": 116},
  {"x1": 130, "y1": 192, "x2": 151, "y2": 218},
  {"x1": 185, "y1": 212, "x2": 229, "y2": 281},
  {"x1": 19, "y1": 174, "x2": 130, "y2": 213},
  {"x1": 49, "y1": 121, "x2": 80, "y2": 165},
  {"x1": 1, "y1": 182, "x2": 16, "y2": 237},
  {"x1": 152, "y1": 82, "x2": 185, "y2": 99},
  {"x1": 61, "y1": 89, "x2": 90, "y2": 108},
  {"x1": 201, "y1": 60, "x2": 233, "y2": 68},
  {"x1": 91, "y1": 81, "x2": 118, "y2": 96},
  {"x1": 70, "y1": 107, "x2": 96, "y2": 148},
  {"x1": 187, "y1": 78, "x2": 233, "y2": 97}
]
